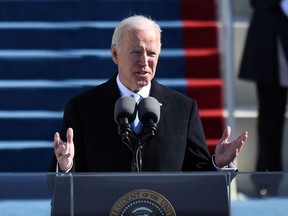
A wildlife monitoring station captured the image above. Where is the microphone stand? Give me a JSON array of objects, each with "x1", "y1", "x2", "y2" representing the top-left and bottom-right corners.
[
  {"x1": 117, "y1": 123, "x2": 145, "y2": 172},
  {"x1": 118, "y1": 119, "x2": 157, "y2": 172},
  {"x1": 131, "y1": 123, "x2": 158, "y2": 172}
]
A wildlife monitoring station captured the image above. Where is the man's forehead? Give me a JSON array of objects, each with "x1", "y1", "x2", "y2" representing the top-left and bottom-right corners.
[{"x1": 124, "y1": 29, "x2": 160, "y2": 44}]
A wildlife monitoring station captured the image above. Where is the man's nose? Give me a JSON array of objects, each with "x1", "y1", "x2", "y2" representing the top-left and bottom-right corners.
[{"x1": 139, "y1": 53, "x2": 148, "y2": 66}]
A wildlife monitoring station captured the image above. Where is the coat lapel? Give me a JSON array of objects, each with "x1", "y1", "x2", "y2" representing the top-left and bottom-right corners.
[
  {"x1": 150, "y1": 79, "x2": 169, "y2": 122},
  {"x1": 100, "y1": 74, "x2": 121, "y2": 122}
]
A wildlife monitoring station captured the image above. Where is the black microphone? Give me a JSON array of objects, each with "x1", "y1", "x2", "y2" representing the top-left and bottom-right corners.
[
  {"x1": 138, "y1": 97, "x2": 160, "y2": 136},
  {"x1": 114, "y1": 96, "x2": 137, "y2": 149}
]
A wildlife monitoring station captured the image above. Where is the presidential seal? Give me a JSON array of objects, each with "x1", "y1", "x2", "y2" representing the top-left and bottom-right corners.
[{"x1": 109, "y1": 189, "x2": 176, "y2": 216}]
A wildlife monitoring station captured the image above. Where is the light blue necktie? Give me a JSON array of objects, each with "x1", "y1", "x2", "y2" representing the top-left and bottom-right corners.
[{"x1": 131, "y1": 93, "x2": 142, "y2": 134}]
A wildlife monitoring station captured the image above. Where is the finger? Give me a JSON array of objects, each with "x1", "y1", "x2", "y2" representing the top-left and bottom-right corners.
[
  {"x1": 54, "y1": 132, "x2": 60, "y2": 149},
  {"x1": 61, "y1": 139, "x2": 73, "y2": 156},
  {"x1": 54, "y1": 132, "x2": 68, "y2": 153},
  {"x1": 66, "y1": 128, "x2": 73, "y2": 144},
  {"x1": 59, "y1": 128, "x2": 74, "y2": 156},
  {"x1": 235, "y1": 131, "x2": 248, "y2": 146},
  {"x1": 239, "y1": 131, "x2": 248, "y2": 147},
  {"x1": 235, "y1": 140, "x2": 245, "y2": 157},
  {"x1": 56, "y1": 143, "x2": 71, "y2": 159},
  {"x1": 220, "y1": 126, "x2": 231, "y2": 143},
  {"x1": 55, "y1": 140, "x2": 68, "y2": 155},
  {"x1": 232, "y1": 131, "x2": 248, "y2": 154},
  {"x1": 59, "y1": 152, "x2": 71, "y2": 158},
  {"x1": 242, "y1": 131, "x2": 248, "y2": 141}
]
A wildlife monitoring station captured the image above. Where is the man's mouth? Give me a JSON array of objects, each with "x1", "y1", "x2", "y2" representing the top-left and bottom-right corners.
[{"x1": 136, "y1": 71, "x2": 149, "y2": 76}]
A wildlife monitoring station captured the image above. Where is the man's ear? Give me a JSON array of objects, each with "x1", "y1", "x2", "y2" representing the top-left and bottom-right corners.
[{"x1": 111, "y1": 44, "x2": 118, "y2": 64}]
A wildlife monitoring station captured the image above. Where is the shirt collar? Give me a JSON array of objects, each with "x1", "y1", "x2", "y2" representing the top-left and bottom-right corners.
[{"x1": 116, "y1": 74, "x2": 151, "y2": 98}]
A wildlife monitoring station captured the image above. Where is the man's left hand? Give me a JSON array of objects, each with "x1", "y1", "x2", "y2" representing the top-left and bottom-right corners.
[{"x1": 214, "y1": 126, "x2": 248, "y2": 168}]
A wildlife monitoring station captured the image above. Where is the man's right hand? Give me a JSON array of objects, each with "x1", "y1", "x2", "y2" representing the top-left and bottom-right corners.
[{"x1": 54, "y1": 127, "x2": 75, "y2": 172}]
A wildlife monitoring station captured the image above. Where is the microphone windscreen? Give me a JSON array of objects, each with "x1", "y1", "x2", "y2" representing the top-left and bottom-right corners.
[
  {"x1": 138, "y1": 97, "x2": 160, "y2": 124},
  {"x1": 114, "y1": 96, "x2": 137, "y2": 124}
]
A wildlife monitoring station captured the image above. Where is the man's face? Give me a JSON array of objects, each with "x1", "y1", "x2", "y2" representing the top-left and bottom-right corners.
[{"x1": 112, "y1": 28, "x2": 161, "y2": 92}]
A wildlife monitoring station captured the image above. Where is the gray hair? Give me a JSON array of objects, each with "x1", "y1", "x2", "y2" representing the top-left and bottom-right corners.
[{"x1": 111, "y1": 15, "x2": 162, "y2": 49}]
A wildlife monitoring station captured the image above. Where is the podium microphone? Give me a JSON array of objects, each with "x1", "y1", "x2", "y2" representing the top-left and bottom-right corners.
[
  {"x1": 114, "y1": 96, "x2": 137, "y2": 150},
  {"x1": 138, "y1": 97, "x2": 161, "y2": 137}
]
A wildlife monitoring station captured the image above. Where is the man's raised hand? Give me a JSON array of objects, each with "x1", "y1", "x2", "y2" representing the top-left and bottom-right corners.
[{"x1": 54, "y1": 127, "x2": 75, "y2": 172}]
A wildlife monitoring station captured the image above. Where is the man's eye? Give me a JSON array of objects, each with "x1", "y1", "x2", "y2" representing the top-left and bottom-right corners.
[{"x1": 131, "y1": 51, "x2": 140, "y2": 54}]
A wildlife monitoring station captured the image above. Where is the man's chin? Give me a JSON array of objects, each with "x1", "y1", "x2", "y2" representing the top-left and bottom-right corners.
[{"x1": 137, "y1": 80, "x2": 149, "y2": 87}]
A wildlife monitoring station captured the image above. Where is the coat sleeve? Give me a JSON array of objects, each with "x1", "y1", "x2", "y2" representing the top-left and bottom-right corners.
[{"x1": 181, "y1": 100, "x2": 216, "y2": 171}]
